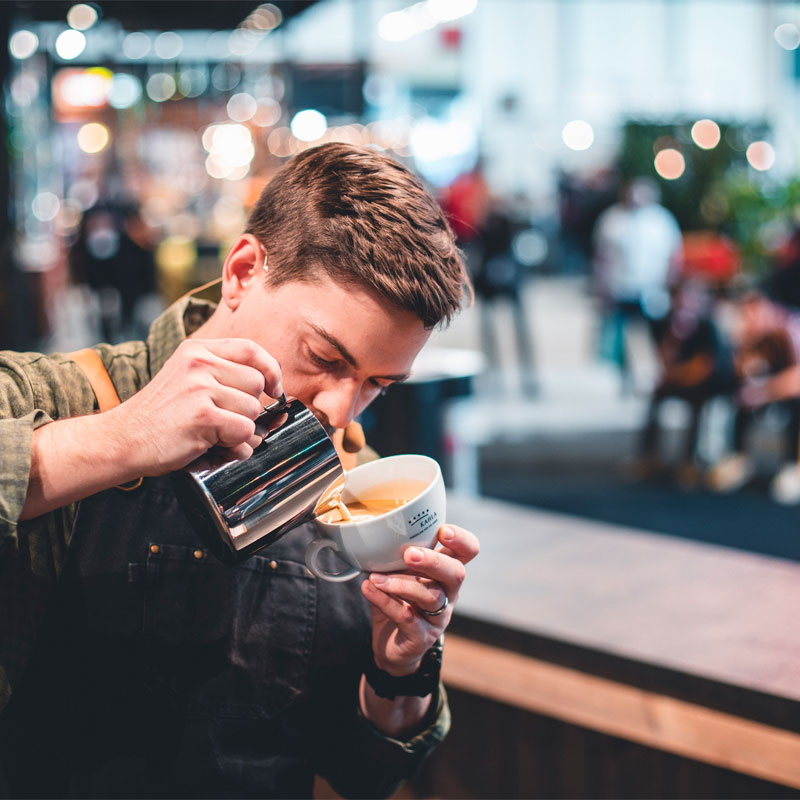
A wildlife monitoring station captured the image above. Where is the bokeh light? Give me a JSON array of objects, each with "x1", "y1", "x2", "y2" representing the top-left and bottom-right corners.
[
  {"x1": 291, "y1": 109, "x2": 328, "y2": 142},
  {"x1": 202, "y1": 123, "x2": 255, "y2": 180},
  {"x1": 561, "y1": 120, "x2": 594, "y2": 151},
  {"x1": 228, "y1": 29, "x2": 259, "y2": 57},
  {"x1": 211, "y1": 63, "x2": 241, "y2": 92},
  {"x1": 122, "y1": 31, "x2": 150, "y2": 59},
  {"x1": 253, "y1": 97, "x2": 282, "y2": 128},
  {"x1": 746, "y1": 141, "x2": 776, "y2": 171},
  {"x1": 654, "y1": 148, "x2": 685, "y2": 179},
  {"x1": 774, "y1": 23, "x2": 800, "y2": 50},
  {"x1": 67, "y1": 179, "x2": 99, "y2": 211},
  {"x1": 227, "y1": 93, "x2": 257, "y2": 122},
  {"x1": 31, "y1": 192, "x2": 60, "y2": 222},
  {"x1": 146, "y1": 73, "x2": 177, "y2": 102},
  {"x1": 9, "y1": 30, "x2": 39, "y2": 60},
  {"x1": 108, "y1": 73, "x2": 142, "y2": 109},
  {"x1": 55, "y1": 29, "x2": 86, "y2": 60},
  {"x1": 178, "y1": 68, "x2": 207, "y2": 98},
  {"x1": 66, "y1": 4, "x2": 98, "y2": 31},
  {"x1": 77, "y1": 122, "x2": 110, "y2": 154},
  {"x1": 267, "y1": 127, "x2": 297, "y2": 158},
  {"x1": 249, "y1": 3, "x2": 283, "y2": 30},
  {"x1": 154, "y1": 31, "x2": 183, "y2": 60},
  {"x1": 691, "y1": 119, "x2": 721, "y2": 150}
]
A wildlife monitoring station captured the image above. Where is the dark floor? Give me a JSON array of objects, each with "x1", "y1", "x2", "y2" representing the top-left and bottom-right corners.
[{"x1": 479, "y1": 436, "x2": 800, "y2": 563}]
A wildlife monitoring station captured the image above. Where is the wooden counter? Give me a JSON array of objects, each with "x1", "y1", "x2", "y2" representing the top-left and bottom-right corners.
[{"x1": 434, "y1": 492, "x2": 800, "y2": 794}]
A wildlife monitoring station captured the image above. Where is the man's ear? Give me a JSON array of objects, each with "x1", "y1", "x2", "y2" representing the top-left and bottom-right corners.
[{"x1": 220, "y1": 234, "x2": 264, "y2": 311}]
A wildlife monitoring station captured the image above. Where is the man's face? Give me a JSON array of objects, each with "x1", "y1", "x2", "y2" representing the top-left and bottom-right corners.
[{"x1": 228, "y1": 273, "x2": 431, "y2": 431}]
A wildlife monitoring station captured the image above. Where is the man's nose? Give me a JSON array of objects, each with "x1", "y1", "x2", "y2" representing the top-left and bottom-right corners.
[{"x1": 312, "y1": 382, "x2": 361, "y2": 432}]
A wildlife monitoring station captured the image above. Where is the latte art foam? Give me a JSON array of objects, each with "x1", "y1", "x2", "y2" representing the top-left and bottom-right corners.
[{"x1": 314, "y1": 478, "x2": 429, "y2": 524}]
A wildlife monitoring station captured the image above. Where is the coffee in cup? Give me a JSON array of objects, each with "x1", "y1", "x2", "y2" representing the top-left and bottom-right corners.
[{"x1": 315, "y1": 478, "x2": 429, "y2": 523}]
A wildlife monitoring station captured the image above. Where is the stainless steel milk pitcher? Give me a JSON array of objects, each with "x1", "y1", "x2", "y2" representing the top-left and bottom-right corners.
[{"x1": 172, "y1": 398, "x2": 343, "y2": 564}]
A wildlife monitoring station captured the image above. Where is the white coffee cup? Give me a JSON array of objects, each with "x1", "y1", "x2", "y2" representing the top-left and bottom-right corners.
[{"x1": 305, "y1": 454, "x2": 446, "y2": 582}]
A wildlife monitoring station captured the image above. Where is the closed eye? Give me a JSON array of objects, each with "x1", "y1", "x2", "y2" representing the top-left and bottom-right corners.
[
  {"x1": 369, "y1": 380, "x2": 390, "y2": 396},
  {"x1": 309, "y1": 350, "x2": 340, "y2": 370},
  {"x1": 310, "y1": 348, "x2": 402, "y2": 396}
]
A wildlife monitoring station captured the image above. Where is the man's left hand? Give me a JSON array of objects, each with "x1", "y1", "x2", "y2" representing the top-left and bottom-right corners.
[{"x1": 361, "y1": 524, "x2": 479, "y2": 677}]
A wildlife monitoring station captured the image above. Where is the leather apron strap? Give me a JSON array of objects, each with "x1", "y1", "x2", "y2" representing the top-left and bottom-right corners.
[
  {"x1": 68, "y1": 348, "x2": 121, "y2": 412},
  {"x1": 68, "y1": 348, "x2": 143, "y2": 491}
]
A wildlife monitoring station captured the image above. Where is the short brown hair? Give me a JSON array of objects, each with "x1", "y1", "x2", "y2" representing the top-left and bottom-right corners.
[{"x1": 245, "y1": 143, "x2": 470, "y2": 328}]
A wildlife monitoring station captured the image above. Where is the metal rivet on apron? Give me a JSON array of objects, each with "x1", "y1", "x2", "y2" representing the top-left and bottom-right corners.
[
  {"x1": 193, "y1": 549, "x2": 204, "y2": 560},
  {"x1": 149, "y1": 544, "x2": 160, "y2": 555},
  {"x1": 269, "y1": 560, "x2": 278, "y2": 570}
]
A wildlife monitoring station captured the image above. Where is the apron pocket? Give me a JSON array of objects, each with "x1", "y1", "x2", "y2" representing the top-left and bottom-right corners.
[{"x1": 139, "y1": 543, "x2": 316, "y2": 720}]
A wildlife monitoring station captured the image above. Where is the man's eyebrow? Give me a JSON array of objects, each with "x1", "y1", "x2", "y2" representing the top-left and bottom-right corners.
[{"x1": 308, "y1": 323, "x2": 411, "y2": 382}]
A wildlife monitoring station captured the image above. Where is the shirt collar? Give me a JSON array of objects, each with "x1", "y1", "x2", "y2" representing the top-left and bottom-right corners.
[{"x1": 146, "y1": 293, "x2": 218, "y2": 378}]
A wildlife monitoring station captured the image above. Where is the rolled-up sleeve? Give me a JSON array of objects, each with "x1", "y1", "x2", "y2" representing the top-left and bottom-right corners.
[
  {"x1": 0, "y1": 355, "x2": 50, "y2": 551},
  {"x1": 0, "y1": 350, "x2": 98, "y2": 553},
  {"x1": 0, "y1": 411, "x2": 49, "y2": 550}
]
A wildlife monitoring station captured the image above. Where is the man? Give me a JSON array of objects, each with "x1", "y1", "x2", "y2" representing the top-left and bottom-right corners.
[
  {"x1": 592, "y1": 177, "x2": 683, "y2": 392},
  {"x1": 631, "y1": 279, "x2": 737, "y2": 487},
  {"x1": 0, "y1": 143, "x2": 479, "y2": 797}
]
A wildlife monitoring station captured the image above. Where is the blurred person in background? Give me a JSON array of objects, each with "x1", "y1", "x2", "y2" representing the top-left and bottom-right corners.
[
  {"x1": 0, "y1": 143, "x2": 479, "y2": 798},
  {"x1": 70, "y1": 200, "x2": 158, "y2": 342},
  {"x1": 442, "y1": 168, "x2": 535, "y2": 394},
  {"x1": 767, "y1": 216, "x2": 800, "y2": 311},
  {"x1": 471, "y1": 198, "x2": 537, "y2": 395},
  {"x1": 629, "y1": 279, "x2": 737, "y2": 487},
  {"x1": 439, "y1": 160, "x2": 491, "y2": 254},
  {"x1": 708, "y1": 289, "x2": 800, "y2": 504},
  {"x1": 592, "y1": 177, "x2": 683, "y2": 393}
]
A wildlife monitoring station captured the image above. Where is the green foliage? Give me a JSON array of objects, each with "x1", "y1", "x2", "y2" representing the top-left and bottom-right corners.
[
  {"x1": 618, "y1": 120, "x2": 798, "y2": 275},
  {"x1": 719, "y1": 170, "x2": 800, "y2": 276}
]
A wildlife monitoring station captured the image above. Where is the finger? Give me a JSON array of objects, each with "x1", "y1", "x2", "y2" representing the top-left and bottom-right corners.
[
  {"x1": 202, "y1": 338, "x2": 284, "y2": 398},
  {"x1": 211, "y1": 408, "x2": 257, "y2": 449},
  {"x1": 434, "y1": 524, "x2": 480, "y2": 564},
  {"x1": 207, "y1": 358, "x2": 269, "y2": 399},
  {"x1": 362, "y1": 580, "x2": 424, "y2": 638},
  {"x1": 224, "y1": 442, "x2": 255, "y2": 462},
  {"x1": 211, "y1": 385, "x2": 264, "y2": 421},
  {"x1": 403, "y1": 546, "x2": 465, "y2": 600},
  {"x1": 368, "y1": 572, "x2": 447, "y2": 615}
]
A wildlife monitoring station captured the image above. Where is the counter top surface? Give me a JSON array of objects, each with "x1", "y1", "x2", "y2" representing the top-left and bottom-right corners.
[{"x1": 446, "y1": 491, "x2": 800, "y2": 706}]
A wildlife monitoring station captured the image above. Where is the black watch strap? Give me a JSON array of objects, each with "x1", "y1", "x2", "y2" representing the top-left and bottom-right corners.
[{"x1": 364, "y1": 637, "x2": 443, "y2": 700}]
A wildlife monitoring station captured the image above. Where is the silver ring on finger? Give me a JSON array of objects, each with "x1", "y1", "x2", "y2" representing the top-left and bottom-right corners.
[{"x1": 418, "y1": 595, "x2": 448, "y2": 617}]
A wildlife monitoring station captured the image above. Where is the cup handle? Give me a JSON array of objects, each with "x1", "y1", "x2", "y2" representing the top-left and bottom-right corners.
[{"x1": 305, "y1": 539, "x2": 361, "y2": 582}]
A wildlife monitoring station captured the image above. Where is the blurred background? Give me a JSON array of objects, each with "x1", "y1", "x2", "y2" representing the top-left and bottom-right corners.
[{"x1": 3, "y1": 0, "x2": 800, "y2": 558}]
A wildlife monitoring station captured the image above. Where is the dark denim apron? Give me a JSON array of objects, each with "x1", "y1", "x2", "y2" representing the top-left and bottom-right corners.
[{"x1": 0, "y1": 477, "x2": 372, "y2": 798}]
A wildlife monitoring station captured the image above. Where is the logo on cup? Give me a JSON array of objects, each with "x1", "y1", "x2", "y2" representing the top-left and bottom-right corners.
[{"x1": 409, "y1": 508, "x2": 438, "y2": 539}]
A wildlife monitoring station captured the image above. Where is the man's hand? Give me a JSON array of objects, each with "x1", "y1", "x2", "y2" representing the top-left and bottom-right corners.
[
  {"x1": 362, "y1": 524, "x2": 479, "y2": 676},
  {"x1": 110, "y1": 338, "x2": 283, "y2": 476},
  {"x1": 21, "y1": 338, "x2": 282, "y2": 522},
  {"x1": 357, "y1": 523, "x2": 479, "y2": 737}
]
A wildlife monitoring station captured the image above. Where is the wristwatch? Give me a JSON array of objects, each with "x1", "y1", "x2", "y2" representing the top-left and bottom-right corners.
[{"x1": 364, "y1": 637, "x2": 443, "y2": 700}]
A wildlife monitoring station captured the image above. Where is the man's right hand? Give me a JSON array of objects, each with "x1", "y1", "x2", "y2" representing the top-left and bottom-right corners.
[
  {"x1": 110, "y1": 338, "x2": 284, "y2": 476},
  {"x1": 21, "y1": 338, "x2": 283, "y2": 522}
]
